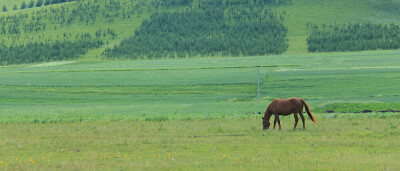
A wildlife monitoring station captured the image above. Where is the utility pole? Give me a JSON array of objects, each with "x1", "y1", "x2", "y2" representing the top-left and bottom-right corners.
[{"x1": 257, "y1": 68, "x2": 260, "y2": 102}]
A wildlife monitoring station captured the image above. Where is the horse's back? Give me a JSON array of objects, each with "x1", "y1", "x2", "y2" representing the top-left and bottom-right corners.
[
  {"x1": 288, "y1": 97, "x2": 303, "y2": 105},
  {"x1": 269, "y1": 97, "x2": 303, "y2": 115}
]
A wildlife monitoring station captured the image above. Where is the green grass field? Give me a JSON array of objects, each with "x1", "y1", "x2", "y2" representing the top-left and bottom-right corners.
[
  {"x1": 1, "y1": 50, "x2": 400, "y2": 169},
  {"x1": 1, "y1": 0, "x2": 400, "y2": 170},
  {"x1": 0, "y1": 117, "x2": 399, "y2": 170},
  {"x1": 1, "y1": 50, "x2": 399, "y2": 117}
]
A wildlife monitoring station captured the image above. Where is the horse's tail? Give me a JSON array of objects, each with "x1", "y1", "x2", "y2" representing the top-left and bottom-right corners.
[{"x1": 301, "y1": 99, "x2": 317, "y2": 124}]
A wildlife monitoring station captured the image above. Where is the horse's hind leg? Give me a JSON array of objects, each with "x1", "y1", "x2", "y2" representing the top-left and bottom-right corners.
[
  {"x1": 293, "y1": 112, "x2": 299, "y2": 130},
  {"x1": 299, "y1": 112, "x2": 306, "y2": 130},
  {"x1": 274, "y1": 114, "x2": 281, "y2": 130}
]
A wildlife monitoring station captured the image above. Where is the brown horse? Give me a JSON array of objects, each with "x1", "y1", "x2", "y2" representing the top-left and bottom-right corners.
[{"x1": 262, "y1": 97, "x2": 317, "y2": 130}]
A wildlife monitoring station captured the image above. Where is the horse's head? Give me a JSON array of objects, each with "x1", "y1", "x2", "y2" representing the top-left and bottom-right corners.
[{"x1": 262, "y1": 117, "x2": 270, "y2": 130}]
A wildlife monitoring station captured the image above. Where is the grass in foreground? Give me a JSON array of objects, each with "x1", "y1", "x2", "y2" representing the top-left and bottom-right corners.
[{"x1": 0, "y1": 116, "x2": 399, "y2": 170}]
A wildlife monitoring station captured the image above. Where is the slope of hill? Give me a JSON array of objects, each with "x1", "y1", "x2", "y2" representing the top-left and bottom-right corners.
[
  {"x1": 1, "y1": 0, "x2": 400, "y2": 65},
  {"x1": 104, "y1": 0, "x2": 290, "y2": 59},
  {"x1": 0, "y1": 0, "x2": 154, "y2": 65},
  {"x1": 0, "y1": 0, "x2": 27, "y2": 11},
  {"x1": 281, "y1": 0, "x2": 400, "y2": 53}
]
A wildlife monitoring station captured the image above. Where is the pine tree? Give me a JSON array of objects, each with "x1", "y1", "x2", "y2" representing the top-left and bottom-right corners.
[
  {"x1": 21, "y1": 2, "x2": 27, "y2": 9},
  {"x1": 36, "y1": 0, "x2": 43, "y2": 7},
  {"x1": 2, "y1": 5, "x2": 7, "y2": 12},
  {"x1": 29, "y1": 0, "x2": 35, "y2": 8},
  {"x1": 13, "y1": 4, "x2": 18, "y2": 10},
  {"x1": 44, "y1": 0, "x2": 51, "y2": 5}
]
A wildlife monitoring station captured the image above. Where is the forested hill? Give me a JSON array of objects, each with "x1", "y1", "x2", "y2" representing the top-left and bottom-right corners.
[
  {"x1": 104, "y1": 0, "x2": 290, "y2": 59},
  {"x1": 1, "y1": 0, "x2": 400, "y2": 65}
]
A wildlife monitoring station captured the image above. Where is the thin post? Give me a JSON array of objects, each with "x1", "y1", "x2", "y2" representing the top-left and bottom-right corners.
[{"x1": 257, "y1": 68, "x2": 260, "y2": 102}]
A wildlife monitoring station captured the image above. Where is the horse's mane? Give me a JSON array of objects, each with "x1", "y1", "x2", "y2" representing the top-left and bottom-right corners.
[{"x1": 265, "y1": 99, "x2": 281, "y2": 114}]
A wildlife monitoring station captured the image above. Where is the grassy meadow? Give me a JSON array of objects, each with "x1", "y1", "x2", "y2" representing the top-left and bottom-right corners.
[
  {"x1": 1, "y1": 50, "x2": 400, "y2": 117},
  {"x1": 1, "y1": 50, "x2": 400, "y2": 169},
  {"x1": 0, "y1": 117, "x2": 399, "y2": 170},
  {"x1": 1, "y1": 0, "x2": 400, "y2": 170}
]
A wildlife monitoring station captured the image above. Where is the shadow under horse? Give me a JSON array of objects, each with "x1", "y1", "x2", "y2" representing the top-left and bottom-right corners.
[{"x1": 262, "y1": 97, "x2": 317, "y2": 130}]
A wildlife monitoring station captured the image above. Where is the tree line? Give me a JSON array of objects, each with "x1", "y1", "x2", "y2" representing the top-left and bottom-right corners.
[
  {"x1": 0, "y1": 38, "x2": 103, "y2": 65},
  {"x1": 0, "y1": 0, "x2": 156, "y2": 65},
  {"x1": 0, "y1": 28, "x2": 117, "y2": 65},
  {"x1": 0, "y1": 0, "x2": 291, "y2": 64},
  {"x1": 2, "y1": 0, "x2": 78, "y2": 12},
  {"x1": 104, "y1": 0, "x2": 289, "y2": 59},
  {"x1": 307, "y1": 22, "x2": 400, "y2": 52},
  {"x1": 0, "y1": 0, "x2": 156, "y2": 36}
]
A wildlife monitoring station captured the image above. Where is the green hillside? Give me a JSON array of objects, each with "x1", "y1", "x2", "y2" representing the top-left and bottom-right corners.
[
  {"x1": 1, "y1": 0, "x2": 400, "y2": 64},
  {"x1": 104, "y1": 0, "x2": 290, "y2": 59},
  {"x1": 0, "y1": 0, "x2": 26, "y2": 11},
  {"x1": 281, "y1": 0, "x2": 400, "y2": 53},
  {"x1": 0, "y1": 0, "x2": 154, "y2": 64}
]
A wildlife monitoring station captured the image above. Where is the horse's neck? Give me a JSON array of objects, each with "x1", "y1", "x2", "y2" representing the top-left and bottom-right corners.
[{"x1": 264, "y1": 109, "x2": 273, "y2": 121}]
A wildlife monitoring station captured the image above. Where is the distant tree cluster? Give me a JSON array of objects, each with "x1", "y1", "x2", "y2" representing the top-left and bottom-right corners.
[
  {"x1": 95, "y1": 28, "x2": 117, "y2": 38},
  {"x1": 4, "y1": 0, "x2": 79, "y2": 11},
  {"x1": 307, "y1": 23, "x2": 400, "y2": 52},
  {"x1": 0, "y1": 13, "x2": 47, "y2": 35},
  {"x1": 0, "y1": 38, "x2": 103, "y2": 65},
  {"x1": 105, "y1": 0, "x2": 289, "y2": 59},
  {"x1": 0, "y1": 0, "x2": 155, "y2": 65},
  {"x1": 0, "y1": 0, "x2": 292, "y2": 64},
  {"x1": 221, "y1": 0, "x2": 291, "y2": 6},
  {"x1": 159, "y1": 0, "x2": 193, "y2": 7},
  {"x1": 0, "y1": 0, "x2": 151, "y2": 36}
]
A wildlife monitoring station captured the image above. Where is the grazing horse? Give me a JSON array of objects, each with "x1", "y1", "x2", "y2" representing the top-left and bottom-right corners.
[{"x1": 262, "y1": 97, "x2": 317, "y2": 130}]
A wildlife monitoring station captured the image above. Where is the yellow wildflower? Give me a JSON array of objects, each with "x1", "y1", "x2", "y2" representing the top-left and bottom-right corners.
[{"x1": 29, "y1": 158, "x2": 35, "y2": 164}]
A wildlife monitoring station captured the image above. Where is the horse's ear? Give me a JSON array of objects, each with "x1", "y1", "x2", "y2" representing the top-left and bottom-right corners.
[{"x1": 262, "y1": 117, "x2": 264, "y2": 120}]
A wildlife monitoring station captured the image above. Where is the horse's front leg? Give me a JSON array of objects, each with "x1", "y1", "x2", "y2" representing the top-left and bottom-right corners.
[
  {"x1": 274, "y1": 114, "x2": 281, "y2": 130},
  {"x1": 273, "y1": 118, "x2": 277, "y2": 129}
]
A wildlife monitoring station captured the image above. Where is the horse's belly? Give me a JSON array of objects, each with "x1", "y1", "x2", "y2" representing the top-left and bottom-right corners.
[
  {"x1": 276, "y1": 105, "x2": 296, "y2": 115},
  {"x1": 275, "y1": 111, "x2": 293, "y2": 115}
]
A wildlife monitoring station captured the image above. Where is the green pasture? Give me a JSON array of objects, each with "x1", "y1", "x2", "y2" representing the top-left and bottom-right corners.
[
  {"x1": 1, "y1": 50, "x2": 400, "y2": 117},
  {"x1": 1, "y1": 40, "x2": 400, "y2": 170},
  {"x1": 1, "y1": 0, "x2": 400, "y2": 170},
  {"x1": 0, "y1": 116, "x2": 399, "y2": 170}
]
